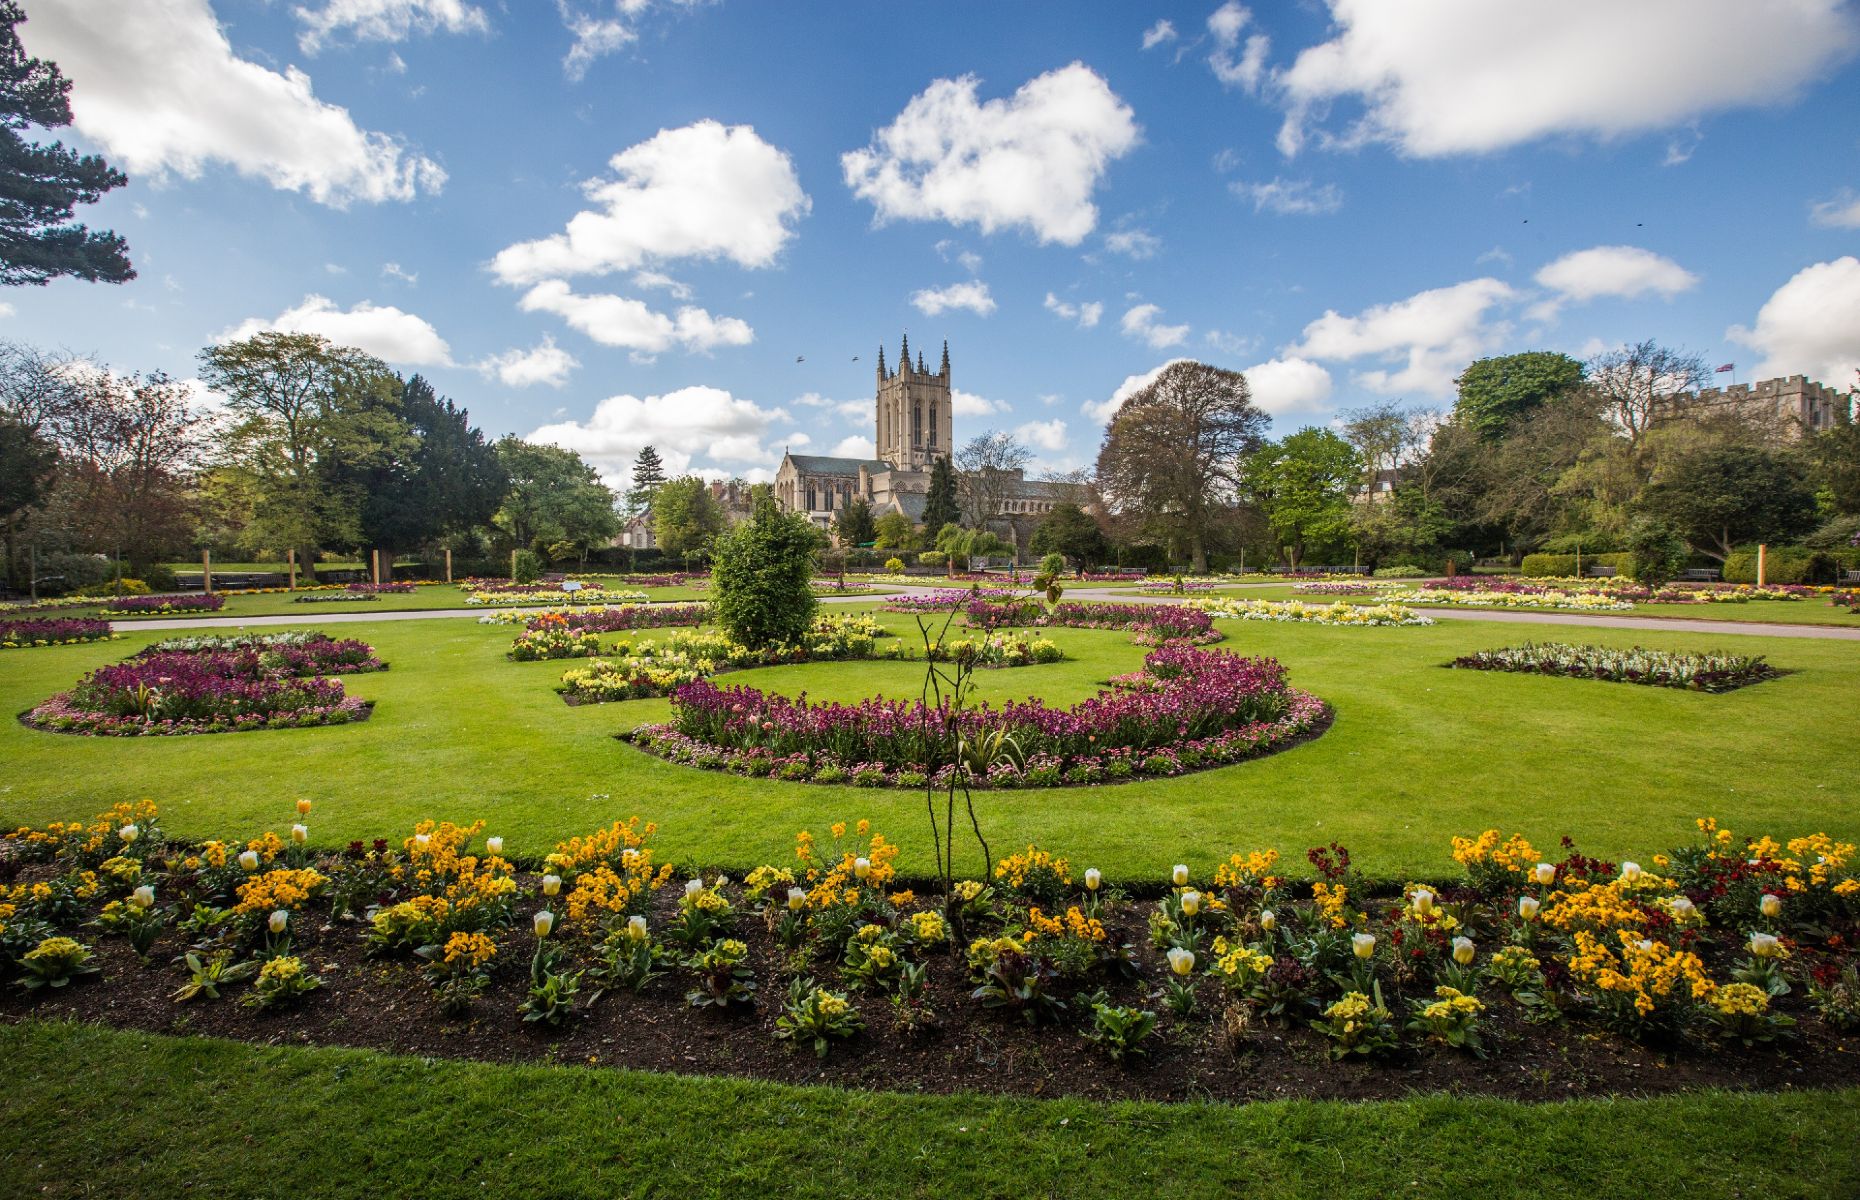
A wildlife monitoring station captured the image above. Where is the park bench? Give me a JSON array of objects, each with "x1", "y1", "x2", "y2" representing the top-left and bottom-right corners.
[
  {"x1": 1681, "y1": 568, "x2": 1722, "y2": 583},
  {"x1": 1583, "y1": 564, "x2": 1616, "y2": 577}
]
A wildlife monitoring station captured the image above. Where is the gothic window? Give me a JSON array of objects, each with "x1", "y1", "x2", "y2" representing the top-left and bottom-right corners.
[{"x1": 912, "y1": 403, "x2": 921, "y2": 448}]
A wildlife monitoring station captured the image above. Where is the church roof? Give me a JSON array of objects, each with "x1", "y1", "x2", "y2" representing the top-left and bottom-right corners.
[
  {"x1": 785, "y1": 453, "x2": 891, "y2": 477},
  {"x1": 1003, "y1": 478, "x2": 1089, "y2": 499}
]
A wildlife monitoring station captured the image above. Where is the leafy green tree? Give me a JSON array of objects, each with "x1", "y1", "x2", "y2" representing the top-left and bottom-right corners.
[
  {"x1": 198, "y1": 332, "x2": 407, "y2": 576},
  {"x1": 833, "y1": 497, "x2": 876, "y2": 546},
  {"x1": 651, "y1": 475, "x2": 727, "y2": 557},
  {"x1": 1028, "y1": 502, "x2": 1108, "y2": 570},
  {"x1": 934, "y1": 522, "x2": 1009, "y2": 571},
  {"x1": 1638, "y1": 444, "x2": 1819, "y2": 561},
  {"x1": 1624, "y1": 519, "x2": 1687, "y2": 588},
  {"x1": 0, "y1": 412, "x2": 54, "y2": 583},
  {"x1": 711, "y1": 495, "x2": 823, "y2": 648},
  {"x1": 872, "y1": 510, "x2": 918, "y2": 551},
  {"x1": 1453, "y1": 352, "x2": 1584, "y2": 442},
  {"x1": 1094, "y1": 361, "x2": 1266, "y2": 573},
  {"x1": 1241, "y1": 428, "x2": 1363, "y2": 569},
  {"x1": 350, "y1": 376, "x2": 506, "y2": 576},
  {"x1": 626, "y1": 445, "x2": 668, "y2": 516},
  {"x1": 1808, "y1": 417, "x2": 1860, "y2": 516},
  {"x1": 492, "y1": 437, "x2": 619, "y2": 561},
  {"x1": 920, "y1": 455, "x2": 960, "y2": 534},
  {"x1": 0, "y1": 2, "x2": 133, "y2": 286}
]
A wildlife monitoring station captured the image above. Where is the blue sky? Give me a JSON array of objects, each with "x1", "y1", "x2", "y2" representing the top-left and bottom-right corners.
[{"x1": 11, "y1": 0, "x2": 1860, "y2": 485}]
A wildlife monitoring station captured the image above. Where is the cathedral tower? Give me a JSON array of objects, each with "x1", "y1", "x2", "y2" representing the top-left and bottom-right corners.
[{"x1": 875, "y1": 335, "x2": 953, "y2": 470}]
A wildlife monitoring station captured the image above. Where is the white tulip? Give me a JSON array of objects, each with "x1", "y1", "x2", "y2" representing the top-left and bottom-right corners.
[
  {"x1": 541, "y1": 874, "x2": 562, "y2": 897},
  {"x1": 533, "y1": 910, "x2": 555, "y2": 938},
  {"x1": 1760, "y1": 893, "x2": 1782, "y2": 918},
  {"x1": 1259, "y1": 909, "x2": 1277, "y2": 932},
  {"x1": 1748, "y1": 932, "x2": 1781, "y2": 958},
  {"x1": 1172, "y1": 864, "x2": 1190, "y2": 886},
  {"x1": 626, "y1": 915, "x2": 648, "y2": 942},
  {"x1": 621, "y1": 847, "x2": 639, "y2": 864},
  {"x1": 684, "y1": 877, "x2": 704, "y2": 897},
  {"x1": 269, "y1": 909, "x2": 289, "y2": 934},
  {"x1": 786, "y1": 887, "x2": 807, "y2": 911},
  {"x1": 1167, "y1": 947, "x2": 1196, "y2": 976},
  {"x1": 1180, "y1": 890, "x2": 1201, "y2": 918},
  {"x1": 1619, "y1": 861, "x2": 1643, "y2": 884},
  {"x1": 131, "y1": 885, "x2": 155, "y2": 909},
  {"x1": 1452, "y1": 936, "x2": 1476, "y2": 966},
  {"x1": 414, "y1": 833, "x2": 431, "y2": 848},
  {"x1": 238, "y1": 850, "x2": 259, "y2": 871},
  {"x1": 1668, "y1": 896, "x2": 1696, "y2": 919},
  {"x1": 119, "y1": 824, "x2": 139, "y2": 844},
  {"x1": 291, "y1": 824, "x2": 307, "y2": 844},
  {"x1": 1411, "y1": 889, "x2": 1437, "y2": 918},
  {"x1": 1352, "y1": 933, "x2": 1376, "y2": 959},
  {"x1": 1533, "y1": 863, "x2": 1556, "y2": 886},
  {"x1": 486, "y1": 837, "x2": 504, "y2": 857},
  {"x1": 1518, "y1": 896, "x2": 1540, "y2": 921},
  {"x1": 854, "y1": 857, "x2": 872, "y2": 880},
  {"x1": 1084, "y1": 868, "x2": 1102, "y2": 892}
]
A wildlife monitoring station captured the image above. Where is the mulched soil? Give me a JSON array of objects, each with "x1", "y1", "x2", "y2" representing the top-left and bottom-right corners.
[{"x1": 4, "y1": 871, "x2": 1856, "y2": 1105}]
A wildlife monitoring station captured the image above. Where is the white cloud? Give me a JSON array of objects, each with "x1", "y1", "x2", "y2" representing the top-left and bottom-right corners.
[
  {"x1": 1044, "y1": 293, "x2": 1103, "y2": 329},
  {"x1": 1243, "y1": 357, "x2": 1333, "y2": 415},
  {"x1": 518, "y1": 280, "x2": 752, "y2": 354},
  {"x1": 1084, "y1": 358, "x2": 1192, "y2": 423},
  {"x1": 631, "y1": 270, "x2": 693, "y2": 300},
  {"x1": 831, "y1": 434, "x2": 878, "y2": 458},
  {"x1": 1530, "y1": 244, "x2": 1699, "y2": 319},
  {"x1": 20, "y1": 0, "x2": 445, "y2": 207},
  {"x1": 492, "y1": 121, "x2": 809, "y2": 285},
  {"x1": 474, "y1": 335, "x2": 580, "y2": 388},
  {"x1": 1015, "y1": 418, "x2": 1069, "y2": 452},
  {"x1": 952, "y1": 389, "x2": 1000, "y2": 417},
  {"x1": 381, "y1": 261, "x2": 419, "y2": 285},
  {"x1": 218, "y1": 294, "x2": 453, "y2": 365},
  {"x1": 1810, "y1": 189, "x2": 1860, "y2": 230},
  {"x1": 293, "y1": 0, "x2": 489, "y2": 53},
  {"x1": 841, "y1": 62, "x2": 1140, "y2": 246},
  {"x1": 560, "y1": 12, "x2": 633, "y2": 81},
  {"x1": 911, "y1": 280, "x2": 996, "y2": 317},
  {"x1": 1141, "y1": 19, "x2": 1177, "y2": 50},
  {"x1": 794, "y1": 392, "x2": 833, "y2": 408},
  {"x1": 528, "y1": 384, "x2": 790, "y2": 477},
  {"x1": 1204, "y1": 329, "x2": 1256, "y2": 356},
  {"x1": 1727, "y1": 256, "x2": 1860, "y2": 386},
  {"x1": 1120, "y1": 303, "x2": 1191, "y2": 350},
  {"x1": 1104, "y1": 227, "x2": 1162, "y2": 259},
  {"x1": 0, "y1": 302, "x2": 13, "y2": 318},
  {"x1": 1275, "y1": 0, "x2": 1860, "y2": 157},
  {"x1": 1231, "y1": 177, "x2": 1343, "y2": 216},
  {"x1": 1208, "y1": 2, "x2": 1270, "y2": 92},
  {"x1": 782, "y1": 431, "x2": 812, "y2": 449},
  {"x1": 1290, "y1": 277, "x2": 1516, "y2": 396}
]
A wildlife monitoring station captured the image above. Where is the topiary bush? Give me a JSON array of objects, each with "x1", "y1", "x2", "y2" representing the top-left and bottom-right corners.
[
  {"x1": 883, "y1": 557, "x2": 904, "y2": 573},
  {"x1": 1624, "y1": 521, "x2": 1687, "y2": 589},
  {"x1": 1372, "y1": 564, "x2": 1425, "y2": 579},
  {"x1": 511, "y1": 550, "x2": 542, "y2": 585},
  {"x1": 710, "y1": 500, "x2": 823, "y2": 649}
]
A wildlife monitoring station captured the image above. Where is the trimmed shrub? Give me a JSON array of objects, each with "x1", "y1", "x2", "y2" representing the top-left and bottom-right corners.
[
  {"x1": 1721, "y1": 545, "x2": 1860, "y2": 584},
  {"x1": 511, "y1": 550, "x2": 542, "y2": 585},
  {"x1": 1520, "y1": 552, "x2": 1632, "y2": 578},
  {"x1": 1624, "y1": 522, "x2": 1687, "y2": 588},
  {"x1": 918, "y1": 551, "x2": 947, "y2": 568},
  {"x1": 710, "y1": 501, "x2": 822, "y2": 650},
  {"x1": 1372, "y1": 564, "x2": 1426, "y2": 579}
]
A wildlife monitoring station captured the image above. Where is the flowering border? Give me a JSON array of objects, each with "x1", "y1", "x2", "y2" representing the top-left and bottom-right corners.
[{"x1": 1445, "y1": 643, "x2": 1783, "y2": 693}]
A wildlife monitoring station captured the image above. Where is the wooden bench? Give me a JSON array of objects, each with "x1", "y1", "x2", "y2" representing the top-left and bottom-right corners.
[{"x1": 1681, "y1": 568, "x2": 1722, "y2": 583}]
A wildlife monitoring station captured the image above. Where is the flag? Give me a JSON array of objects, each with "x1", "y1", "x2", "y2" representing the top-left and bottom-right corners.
[{"x1": 1715, "y1": 363, "x2": 1735, "y2": 373}]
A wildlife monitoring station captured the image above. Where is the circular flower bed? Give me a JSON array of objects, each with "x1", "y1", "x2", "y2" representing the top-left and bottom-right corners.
[
  {"x1": 0, "y1": 617, "x2": 117, "y2": 649},
  {"x1": 560, "y1": 615, "x2": 889, "y2": 703},
  {"x1": 625, "y1": 643, "x2": 1327, "y2": 788},
  {"x1": 501, "y1": 604, "x2": 711, "y2": 659},
  {"x1": 23, "y1": 633, "x2": 384, "y2": 736},
  {"x1": 950, "y1": 599, "x2": 1220, "y2": 645}
]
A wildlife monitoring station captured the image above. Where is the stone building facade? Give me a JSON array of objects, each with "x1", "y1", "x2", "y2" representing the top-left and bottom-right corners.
[{"x1": 1672, "y1": 375, "x2": 1852, "y2": 439}]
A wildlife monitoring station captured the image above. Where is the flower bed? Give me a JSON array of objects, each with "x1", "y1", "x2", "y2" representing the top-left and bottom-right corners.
[
  {"x1": 10, "y1": 805, "x2": 1851, "y2": 1104},
  {"x1": 1291, "y1": 581, "x2": 1406, "y2": 596},
  {"x1": 879, "y1": 588, "x2": 1031, "y2": 612},
  {"x1": 885, "y1": 632, "x2": 1063, "y2": 668},
  {"x1": 0, "y1": 617, "x2": 117, "y2": 649},
  {"x1": 1193, "y1": 597, "x2": 1434, "y2": 627},
  {"x1": 496, "y1": 604, "x2": 712, "y2": 656},
  {"x1": 1137, "y1": 579, "x2": 1218, "y2": 594},
  {"x1": 291, "y1": 593, "x2": 381, "y2": 604},
  {"x1": 1446, "y1": 643, "x2": 1782, "y2": 692},
  {"x1": 346, "y1": 582, "x2": 414, "y2": 594},
  {"x1": 959, "y1": 599, "x2": 1219, "y2": 645},
  {"x1": 1401, "y1": 587, "x2": 1633, "y2": 612},
  {"x1": 103, "y1": 593, "x2": 225, "y2": 616},
  {"x1": 626, "y1": 644, "x2": 1325, "y2": 787},
  {"x1": 465, "y1": 588, "x2": 646, "y2": 607},
  {"x1": 559, "y1": 615, "x2": 890, "y2": 703},
  {"x1": 23, "y1": 634, "x2": 382, "y2": 735}
]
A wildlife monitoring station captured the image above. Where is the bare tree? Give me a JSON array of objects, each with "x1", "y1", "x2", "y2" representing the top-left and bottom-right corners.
[
  {"x1": 1585, "y1": 340, "x2": 1708, "y2": 450},
  {"x1": 1339, "y1": 398, "x2": 1421, "y2": 491},
  {"x1": 953, "y1": 429, "x2": 1031, "y2": 528}
]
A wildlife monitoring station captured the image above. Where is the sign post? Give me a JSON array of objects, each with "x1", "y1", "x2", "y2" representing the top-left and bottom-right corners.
[
  {"x1": 202, "y1": 550, "x2": 213, "y2": 595},
  {"x1": 445, "y1": 547, "x2": 453, "y2": 583},
  {"x1": 287, "y1": 548, "x2": 297, "y2": 591}
]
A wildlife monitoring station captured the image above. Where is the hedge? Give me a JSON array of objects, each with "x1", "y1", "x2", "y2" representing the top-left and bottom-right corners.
[
  {"x1": 1722, "y1": 545, "x2": 1860, "y2": 584},
  {"x1": 1519, "y1": 552, "x2": 1633, "y2": 578}
]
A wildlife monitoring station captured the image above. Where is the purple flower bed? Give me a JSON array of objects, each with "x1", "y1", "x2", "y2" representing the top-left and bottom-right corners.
[
  {"x1": 958, "y1": 598, "x2": 1218, "y2": 645},
  {"x1": 24, "y1": 636, "x2": 383, "y2": 736},
  {"x1": 103, "y1": 592, "x2": 225, "y2": 615},
  {"x1": 880, "y1": 588, "x2": 1029, "y2": 612},
  {"x1": 0, "y1": 617, "x2": 116, "y2": 648},
  {"x1": 624, "y1": 644, "x2": 1326, "y2": 788},
  {"x1": 347, "y1": 582, "x2": 415, "y2": 594},
  {"x1": 525, "y1": 603, "x2": 710, "y2": 634}
]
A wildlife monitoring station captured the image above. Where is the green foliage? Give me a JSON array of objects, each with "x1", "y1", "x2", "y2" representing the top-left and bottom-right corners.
[
  {"x1": 833, "y1": 497, "x2": 877, "y2": 547},
  {"x1": 774, "y1": 978, "x2": 865, "y2": 1059},
  {"x1": 1028, "y1": 503, "x2": 1108, "y2": 569},
  {"x1": 626, "y1": 445, "x2": 667, "y2": 516},
  {"x1": 1624, "y1": 520, "x2": 1687, "y2": 588},
  {"x1": 171, "y1": 950, "x2": 257, "y2": 1003},
  {"x1": 651, "y1": 476, "x2": 727, "y2": 557},
  {"x1": 921, "y1": 456, "x2": 961, "y2": 535},
  {"x1": 352, "y1": 376, "x2": 506, "y2": 562},
  {"x1": 492, "y1": 437, "x2": 619, "y2": 560},
  {"x1": 0, "y1": 414, "x2": 57, "y2": 532},
  {"x1": 1722, "y1": 544, "x2": 1860, "y2": 584},
  {"x1": 710, "y1": 499, "x2": 821, "y2": 649},
  {"x1": 1084, "y1": 999, "x2": 1158, "y2": 1063},
  {"x1": 1372, "y1": 564, "x2": 1425, "y2": 578},
  {"x1": 1241, "y1": 428, "x2": 1363, "y2": 569},
  {"x1": 510, "y1": 549, "x2": 541, "y2": 584},
  {"x1": 1453, "y1": 352, "x2": 1585, "y2": 441},
  {"x1": 1639, "y1": 444, "x2": 1819, "y2": 560},
  {"x1": 1519, "y1": 552, "x2": 1632, "y2": 578},
  {"x1": 872, "y1": 511, "x2": 918, "y2": 551}
]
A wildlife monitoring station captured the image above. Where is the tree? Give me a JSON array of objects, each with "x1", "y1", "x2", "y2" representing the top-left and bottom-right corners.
[
  {"x1": 0, "y1": 2, "x2": 132, "y2": 286},
  {"x1": 59, "y1": 369, "x2": 203, "y2": 575},
  {"x1": 1807, "y1": 417, "x2": 1860, "y2": 516},
  {"x1": 1623, "y1": 519, "x2": 1687, "y2": 588},
  {"x1": 626, "y1": 445, "x2": 667, "y2": 516},
  {"x1": 1453, "y1": 352, "x2": 1584, "y2": 442},
  {"x1": 1339, "y1": 399, "x2": 1418, "y2": 483},
  {"x1": 872, "y1": 510, "x2": 918, "y2": 552},
  {"x1": 1028, "y1": 502, "x2": 1108, "y2": 570},
  {"x1": 1241, "y1": 428, "x2": 1363, "y2": 569},
  {"x1": 1094, "y1": 360, "x2": 1267, "y2": 573},
  {"x1": 492, "y1": 437, "x2": 619, "y2": 561},
  {"x1": 199, "y1": 332, "x2": 407, "y2": 574},
  {"x1": 834, "y1": 496, "x2": 876, "y2": 547},
  {"x1": 920, "y1": 454, "x2": 960, "y2": 534},
  {"x1": 1586, "y1": 340, "x2": 1708, "y2": 450},
  {"x1": 955, "y1": 430, "x2": 1031, "y2": 527},
  {"x1": 936, "y1": 522, "x2": 1010, "y2": 571},
  {"x1": 0, "y1": 411, "x2": 54, "y2": 581},
  {"x1": 1638, "y1": 444, "x2": 1818, "y2": 561},
  {"x1": 351, "y1": 376, "x2": 506, "y2": 576},
  {"x1": 651, "y1": 475, "x2": 726, "y2": 557},
  {"x1": 710, "y1": 495, "x2": 823, "y2": 649}
]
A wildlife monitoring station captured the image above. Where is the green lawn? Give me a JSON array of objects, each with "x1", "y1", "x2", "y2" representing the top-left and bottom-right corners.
[
  {"x1": 4, "y1": 604, "x2": 1855, "y2": 881},
  {"x1": 0, "y1": 1022, "x2": 1853, "y2": 1200}
]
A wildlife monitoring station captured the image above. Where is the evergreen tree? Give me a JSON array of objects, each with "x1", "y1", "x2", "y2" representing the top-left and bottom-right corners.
[
  {"x1": 1452, "y1": 352, "x2": 1584, "y2": 442},
  {"x1": 627, "y1": 445, "x2": 667, "y2": 514},
  {"x1": 921, "y1": 454, "x2": 960, "y2": 534},
  {"x1": 711, "y1": 495, "x2": 823, "y2": 649},
  {"x1": 834, "y1": 497, "x2": 876, "y2": 546},
  {"x1": 0, "y1": 2, "x2": 133, "y2": 286},
  {"x1": 352, "y1": 376, "x2": 507, "y2": 575}
]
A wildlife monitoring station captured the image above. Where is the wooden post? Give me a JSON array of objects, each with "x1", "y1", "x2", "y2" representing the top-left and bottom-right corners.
[
  {"x1": 371, "y1": 549, "x2": 381, "y2": 586},
  {"x1": 510, "y1": 548, "x2": 518, "y2": 580},
  {"x1": 444, "y1": 547, "x2": 453, "y2": 583},
  {"x1": 287, "y1": 549, "x2": 297, "y2": 591},
  {"x1": 202, "y1": 549, "x2": 213, "y2": 595},
  {"x1": 1757, "y1": 543, "x2": 1767, "y2": 588}
]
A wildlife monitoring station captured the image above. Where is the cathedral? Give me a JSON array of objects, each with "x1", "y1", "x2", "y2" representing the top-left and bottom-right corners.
[{"x1": 773, "y1": 335, "x2": 1083, "y2": 541}]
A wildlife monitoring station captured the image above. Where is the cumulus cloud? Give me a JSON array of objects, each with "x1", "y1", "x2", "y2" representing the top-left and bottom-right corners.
[
  {"x1": 1231, "y1": 177, "x2": 1343, "y2": 216},
  {"x1": 831, "y1": 434, "x2": 878, "y2": 458},
  {"x1": 841, "y1": 62, "x2": 1140, "y2": 246},
  {"x1": 1243, "y1": 356, "x2": 1333, "y2": 415},
  {"x1": 474, "y1": 335, "x2": 579, "y2": 388},
  {"x1": 1530, "y1": 244, "x2": 1699, "y2": 319},
  {"x1": 1727, "y1": 256, "x2": 1860, "y2": 385},
  {"x1": 1015, "y1": 418, "x2": 1069, "y2": 452},
  {"x1": 1810, "y1": 189, "x2": 1860, "y2": 230},
  {"x1": 557, "y1": 0, "x2": 711, "y2": 80},
  {"x1": 1208, "y1": 2, "x2": 1270, "y2": 92},
  {"x1": 293, "y1": 0, "x2": 489, "y2": 53},
  {"x1": 952, "y1": 389, "x2": 1001, "y2": 417},
  {"x1": 528, "y1": 385, "x2": 790, "y2": 478},
  {"x1": 518, "y1": 280, "x2": 752, "y2": 355},
  {"x1": 1289, "y1": 277, "x2": 1516, "y2": 396},
  {"x1": 492, "y1": 121, "x2": 808, "y2": 285},
  {"x1": 1274, "y1": 0, "x2": 1860, "y2": 157},
  {"x1": 20, "y1": 0, "x2": 445, "y2": 207},
  {"x1": 1083, "y1": 358, "x2": 1192, "y2": 423},
  {"x1": 1141, "y1": 19, "x2": 1177, "y2": 50},
  {"x1": 219, "y1": 294, "x2": 453, "y2": 365},
  {"x1": 1044, "y1": 293, "x2": 1103, "y2": 329},
  {"x1": 1104, "y1": 227, "x2": 1163, "y2": 259},
  {"x1": 910, "y1": 280, "x2": 996, "y2": 317},
  {"x1": 631, "y1": 270, "x2": 692, "y2": 300},
  {"x1": 1120, "y1": 303, "x2": 1190, "y2": 350}
]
